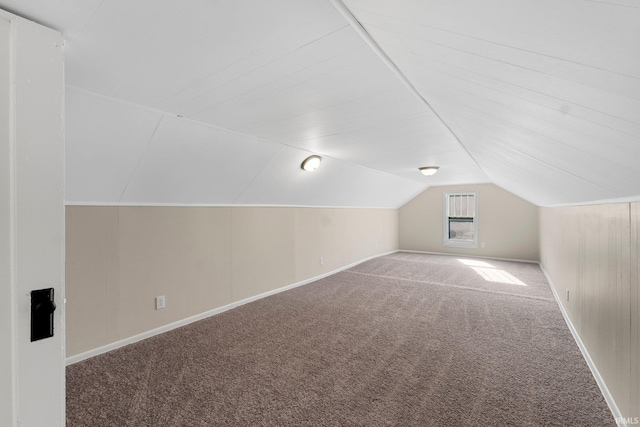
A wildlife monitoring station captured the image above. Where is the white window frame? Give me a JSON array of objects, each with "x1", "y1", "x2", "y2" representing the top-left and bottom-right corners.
[{"x1": 443, "y1": 191, "x2": 478, "y2": 248}]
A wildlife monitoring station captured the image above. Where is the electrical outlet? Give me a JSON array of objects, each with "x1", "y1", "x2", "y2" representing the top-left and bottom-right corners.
[
  {"x1": 320, "y1": 257, "x2": 324, "y2": 265},
  {"x1": 155, "y1": 295, "x2": 165, "y2": 310},
  {"x1": 480, "y1": 242, "x2": 486, "y2": 248}
]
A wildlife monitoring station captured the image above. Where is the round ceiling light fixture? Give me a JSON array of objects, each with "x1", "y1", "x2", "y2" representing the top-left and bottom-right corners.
[
  {"x1": 301, "y1": 155, "x2": 322, "y2": 171},
  {"x1": 419, "y1": 166, "x2": 439, "y2": 176}
]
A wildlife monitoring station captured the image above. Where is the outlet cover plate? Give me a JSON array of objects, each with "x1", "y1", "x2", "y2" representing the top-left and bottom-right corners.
[{"x1": 156, "y1": 295, "x2": 165, "y2": 310}]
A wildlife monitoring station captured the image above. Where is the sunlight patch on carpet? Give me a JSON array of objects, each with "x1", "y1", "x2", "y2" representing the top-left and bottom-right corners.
[{"x1": 458, "y1": 258, "x2": 527, "y2": 286}]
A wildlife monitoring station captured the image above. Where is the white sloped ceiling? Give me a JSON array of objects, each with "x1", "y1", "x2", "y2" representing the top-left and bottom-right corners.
[
  {"x1": 342, "y1": 0, "x2": 640, "y2": 206},
  {"x1": 65, "y1": 87, "x2": 427, "y2": 206},
  {"x1": 1, "y1": 0, "x2": 638, "y2": 207}
]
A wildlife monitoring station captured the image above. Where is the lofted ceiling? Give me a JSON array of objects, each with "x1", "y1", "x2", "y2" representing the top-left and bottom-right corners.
[{"x1": 1, "y1": 0, "x2": 639, "y2": 207}]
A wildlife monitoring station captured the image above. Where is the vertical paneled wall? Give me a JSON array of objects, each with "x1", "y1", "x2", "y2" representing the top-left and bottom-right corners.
[
  {"x1": 66, "y1": 206, "x2": 398, "y2": 358},
  {"x1": 540, "y1": 203, "x2": 639, "y2": 421}
]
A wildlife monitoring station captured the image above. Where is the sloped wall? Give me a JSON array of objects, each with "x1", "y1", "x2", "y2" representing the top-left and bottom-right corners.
[
  {"x1": 539, "y1": 203, "x2": 639, "y2": 421},
  {"x1": 398, "y1": 183, "x2": 539, "y2": 261},
  {"x1": 65, "y1": 205, "x2": 398, "y2": 357}
]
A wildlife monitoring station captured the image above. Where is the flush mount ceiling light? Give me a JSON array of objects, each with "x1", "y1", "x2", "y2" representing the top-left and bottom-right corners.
[
  {"x1": 419, "y1": 166, "x2": 439, "y2": 176},
  {"x1": 301, "y1": 155, "x2": 322, "y2": 171}
]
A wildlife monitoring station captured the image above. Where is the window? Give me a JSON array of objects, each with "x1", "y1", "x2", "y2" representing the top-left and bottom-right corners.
[{"x1": 443, "y1": 191, "x2": 478, "y2": 248}]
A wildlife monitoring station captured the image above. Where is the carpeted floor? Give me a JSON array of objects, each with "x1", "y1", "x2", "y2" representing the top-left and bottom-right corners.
[{"x1": 66, "y1": 252, "x2": 615, "y2": 426}]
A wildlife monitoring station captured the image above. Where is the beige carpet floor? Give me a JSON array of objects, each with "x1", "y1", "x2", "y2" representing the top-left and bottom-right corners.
[{"x1": 66, "y1": 252, "x2": 614, "y2": 426}]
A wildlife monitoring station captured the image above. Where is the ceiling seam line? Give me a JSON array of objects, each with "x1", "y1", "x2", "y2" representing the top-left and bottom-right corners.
[
  {"x1": 383, "y1": 44, "x2": 640, "y2": 131},
  {"x1": 117, "y1": 115, "x2": 164, "y2": 202},
  {"x1": 405, "y1": 54, "x2": 640, "y2": 136},
  {"x1": 155, "y1": 9, "x2": 340, "y2": 107},
  {"x1": 230, "y1": 146, "x2": 284, "y2": 205},
  {"x1": 366, "y1": 24, "x2": 640, "y2": 103},
  {"x1": 361, "y1": 13, "x2": 640, "y2": 80},
  {"x1": 329, "y1": 0, "x2": 488, "y2": 177},
  {"x1": 168, "y1": 42, "x2": 363, "y2": 114},
  {"x1": 471, "y1": 140, "x2": 623, "y2": 197},
  {"x1": 67, "y1": 85, "x2": 280, "y2": 143},
  {"x1": 184, "y1": 24, "x2": 351, "y2": 117},
  {"x1": 446, "y1": 96, "x2": 640, "y2": 180},
  {"x1": 73, "y1": 0, "x2": 105, "y2": 41},
  {"x1": 440, "y1": 92, "x2": 640, "y2": 188},
  {"x1": 67, "y1": 87, "x2": 427, "y2": 183}
]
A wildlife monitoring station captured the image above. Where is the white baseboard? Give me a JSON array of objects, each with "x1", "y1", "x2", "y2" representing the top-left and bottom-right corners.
[
  {"x1": 397, "y1": 249, "x2": 539, "y2": 264},
  {"x1": 539, "y1": 265, "x2": 625, "y2": 426},
  {"x1": 66, "y1": 250, "x2": 397, "y2": 366},
  {"x1": 67, "y1": 251, "x2": 626, "y2": 427}
]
